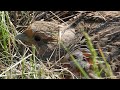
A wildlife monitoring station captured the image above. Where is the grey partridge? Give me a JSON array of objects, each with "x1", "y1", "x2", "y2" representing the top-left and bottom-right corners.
[{"x1": 15, "y1": 21, "x2": 76, "y2": 59}]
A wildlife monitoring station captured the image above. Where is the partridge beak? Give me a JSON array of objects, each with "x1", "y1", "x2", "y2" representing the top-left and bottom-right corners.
[{"x1": 15, "y1": 33, "x2": 30, "y2": 42}]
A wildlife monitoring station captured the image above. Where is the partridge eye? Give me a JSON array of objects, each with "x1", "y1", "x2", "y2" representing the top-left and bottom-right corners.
[{"x1": 34, "y1": 35, "x2": 41, "y2": 41}]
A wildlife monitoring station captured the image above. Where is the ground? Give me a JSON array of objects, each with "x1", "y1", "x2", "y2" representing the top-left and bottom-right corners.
[{"x1": 0, "y1": 11, "x2": 120, "y2": 79}]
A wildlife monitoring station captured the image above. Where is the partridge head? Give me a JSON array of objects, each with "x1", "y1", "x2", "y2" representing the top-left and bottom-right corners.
[{"x1": 15, "y1": 21, "x2": 76, "y2": 57}]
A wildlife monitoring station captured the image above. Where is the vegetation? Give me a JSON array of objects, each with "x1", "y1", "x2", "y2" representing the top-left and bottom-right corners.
[{"x1": 0, "y1": 11, "x2": 119, "y2": 79}]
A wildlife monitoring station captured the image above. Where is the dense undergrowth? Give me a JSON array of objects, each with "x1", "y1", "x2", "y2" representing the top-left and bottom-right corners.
[{"x1": 0, "y1": 11, "x2": 118, "y2": 79}]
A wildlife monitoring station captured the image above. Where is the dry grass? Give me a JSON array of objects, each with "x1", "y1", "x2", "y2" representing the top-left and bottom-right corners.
[{"x1": 0, "y1": 11, "x2": 119, "y2": 79}]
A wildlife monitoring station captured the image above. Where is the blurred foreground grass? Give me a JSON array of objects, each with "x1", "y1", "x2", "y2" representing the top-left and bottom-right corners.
[{"x1": 0, "y1": 11, "x2": 116, "y2": 79}]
